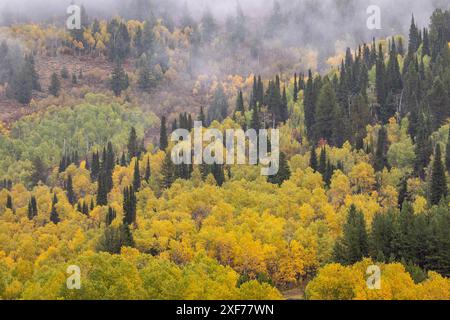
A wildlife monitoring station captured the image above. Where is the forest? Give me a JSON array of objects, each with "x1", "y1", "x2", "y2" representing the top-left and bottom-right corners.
[{"x1": 0, "y1": 0, "x2": 449, "y2": 300}]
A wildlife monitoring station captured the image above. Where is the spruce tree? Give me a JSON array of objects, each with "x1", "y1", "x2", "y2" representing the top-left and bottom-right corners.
[
  {"x1": 304, "y1": 70, "x2": 316, "y2": 139},
  {"x1": 314, "y1": 78, "x2": 337, "y2": 143},
  {"x1": 428, "y1": 78, "x2": 450, "y2": 130},
  {"x1": 66, "y1": 174, "x2": 76, "y2": 205},
  {"x1": 145, "y1": 157, "x2": 151, "y2": 183},
  {"x1": 127, "y1": 126, "x2": 138, "y2": 161},
  {"x1": 109, "y1": 62, "x2": 129, "y2": 96},
  {"x1": 48, "y1": 72, "x2": 61, "y2": 97},
  {"x1": 374, "y1": 127, "x2": 389, "y2": 172},
  {"x1": 159, "y1": 116, "x2": 168, "y2": 151},
  {"x1": 123, "y1": 186, "x2": 137, "y2": 225},
  {"x1": 133, "y1": 159, "x2": 141, "y2": 191},
  {"x1": 309, "y1": 146, "x2": 318, "y2": 172},
  {"x1": 267, "y1": 152, "x2": 291, "y2": 186},
  {"x1": 6, "y1": 194, "x2": 13, "y2": 210},
  {"x1": 49, "y1": 193, "x2": 60, "y2": 224},
  {"x1": 430, "y1": 144, "x2": 448, "y2": 206},
  {"x1": 160, "y1": 151, "x2": 174, "y2": 189},
  {"x1": 446, "y1": 129, "x2": 450, "y2": 173},
  {"x1": 97, "y1": 171, "x2": 108, "y2": 206},
  {"x1": 333, "y1": 205, "x2": 369, "y2": 265},
  {"x1": 235, "y1": 90, "x2": 244, "y2": 114},
  {"x1": 318, "y1": 147, "x2": 327, "y2": 175}
]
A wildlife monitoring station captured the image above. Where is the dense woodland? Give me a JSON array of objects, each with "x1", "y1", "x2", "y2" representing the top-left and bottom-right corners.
[{"x1": 0, "y1": 1, "x2": 449, "y2": 300}]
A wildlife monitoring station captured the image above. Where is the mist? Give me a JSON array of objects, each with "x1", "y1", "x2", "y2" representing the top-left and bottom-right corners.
[{"x1": 0, "y1": 0, "x2": 448, "y2": 73}]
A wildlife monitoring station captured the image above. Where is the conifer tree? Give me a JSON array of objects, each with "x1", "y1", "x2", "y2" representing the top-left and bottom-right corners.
[
  {"x1": 145, "y1": 156, "x2": 151, "y2": 183},
  {"x1": 293, "y1": 73, "x2": 298, "y2": 102},
  {"x1": 430, "y1": 144, "x2": 448, "y2": 206},
  {"x1": 48, "y1": 72, "x2": 61, "y2": 97},
  {"x1": 160, "y1": 151, "x2": 174, "y2": 189},
  {"x1": 97, "y1": 171, "x2": 108, "y2": 206},
  {"x1": 235, "y1": 90, "x2": 244, "y2": 114},
  {"x1": 27, "y1": 196, "x2": 38, "y2": 220},
  {"x1": 314, "y1": 78, "x2": 337, "y2": 143},
  {"x1": 304, "y1": 70, "x2": 316, "y2": 139},
  {"x1": 6, "y1": 194, "x2": 13, "y2": 210},
  {"x1": 428, "y1": 78, "x2": 450, "y2": 130},
  {"x1": 127, "y1": 126, "x2": 139, "y2": 161},
  {"x1": 133, "y1": 159, "x2": 141, "y2": 191},
  {"x1": 109, "y1": 62, "x2": 129, "y2": 97},
  {"x1": 309, "y1": 146, "x2": 318, "y2": 172},
  {"x1": 318, "y1": 147, "x2": 327, "y2": 175},
  {"x1": 66, "y1": 174, "x2": 76, "y2": 205},
  {"x1": 333, "y1": 205, "x2": 369, "y2": 265},
  {"x1": 267, "y1": 152, "x2": 291, "y2": 186},
  {"x1": 123, "y1": 186, "x2": 137, "y2": 225},
  {"x1": 49, "y1": 193, "x2": 60, "y2": 224},
  {"x1": 446, "y1": 129, "x2": 450, "y2": 173},
  {"x1": 374, "y1": 127, "x2": 389, "y2": 171},
  {"x1": 159, "y1": 116, "x2": 168, "y2": 151},
  {"x1": 414, "y1": 111, "x2": 432, "y2": 178}
]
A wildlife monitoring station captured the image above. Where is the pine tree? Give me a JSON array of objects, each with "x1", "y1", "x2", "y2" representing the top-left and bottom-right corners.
[
  {"x1": 304, "y1": 70, "x2": 316, "y2": 139},
  {"x1": 267, "y1": 152, "x2": 291, "y2": 186},
  {"x1": 376, "y1": 44, "x2": 387, "y2": 106},
  {"x1": 109, "y1": 62, "x2": 129, "y2": 96},
  {"x1": 127, "y1": 126, "x2": 138, "y2": 161},
  {"x1": 97, "y1": 171, "x2": 108, "y2": 206},
  {"x1": 370, "y1": 210, "x2": 397, "y2": 262},
  {"x1": 145, "y1": 156, "x2": 151, "y2": 183},
  {"x1": 30, "y1": 156, "x2": 47, "y2": 186},
  {"x1": 66, "y1": 174, "x2": 76, "y2": 205},
  {"x1": 314, "y1": 78, "x2": 337, "y2": 143},
  {"x1": 48, "y1": 72, "x2": 61, "y2": 97},
  {"x1": 235, "y1": 90, "x2": 244, "y2": 114},
  {"x1": 430, "y1": 144, "x2": 448, "y2": 206},
  {"x1": 408, "y1": 15, "x2": 421, "y2": 53},
  {"x1": 374, "y1": 127, "x2": 389, "y2": 171},
  {"x1": 123, "y1": 186, "x2": 137, "y2": 225},
  {"x1": 10, "y1": 61, "x2": 33, "y2": 104},
  {"x1": 428, "y1": 78, "x2": 450, "y2": 130},
  {"x1": 6, "y1": 194, "x2": 13, "y2": 210},
  {"x1": 106, "y1": 206, "x2": 116, "y2": 226},
  {"x1": 49, "y1": 193, "x2": 60, "y2": 224},
  {"x1": 91, "y1": 151, "x2": 100, "y2": 181},
  {"x1": 414, "y1": 111, "x2": 432, "y2": 178},
  {"x1": 27, "y1": 196, "x2": 38, "y2": 220},
  {"x1": 293, "y1": 73, "x2": 298, "y2": 102},
  {"x1": 160, "y1": 151, "x2": 174, "y2": 189},
  {"x1": 318, "y1": 147, "x2": 327, "y2": 175},
  {"x1": 333, "y1": 205, "x2": 369, "y2": 265},
  {"x1": 133, "y1": 159, "x2": 141, "y2": 191},
  {"x1": 159, "y1": 116, "x2": 168, "y2": 151},
  {"x1": 446, "y1": 129, "x2": 450, "y2": 173},
  {"x1": 309, "y1": 146, "x2": 318, "y2": 172}
]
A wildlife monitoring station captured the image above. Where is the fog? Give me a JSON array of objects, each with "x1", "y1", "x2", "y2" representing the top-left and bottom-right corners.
[{"x1": 0, "y1": 0, "x2": 448, "y2": 72}]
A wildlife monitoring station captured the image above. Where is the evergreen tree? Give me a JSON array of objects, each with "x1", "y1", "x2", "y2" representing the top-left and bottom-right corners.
[
  {"x1": 370, "y1": 210, "x2": 397, "y2": 262},
  {"x1": 30, "y1": 156, "x2": 47, "y2": 186},
  {"x1": 10, "y1": 61, "x2": 33, "y2": 104},
  {"x1": 160, "y1": 151, "x2": 175, "y2": 189},
  {"x1": 235, "y1": 90, "x2": 244, "y2": 114},
  {"x1": 430, "y1": 144, "x2": 448, "y2": 206},
  {"x1": 267, "y1": 152, "x2": 291, "y2": 186},
  {"x1": 66, "y1": 174, "x2": 76, "y2": 205},
  {"x1": 123, "y1": 186, "x2": 137, "y2": 225},
  {"x1": 97, "y1": 171, "x2": 108, "y2": 206},
  {"x1": 49, "y1": 193, "x2": 60, "y2": 224},
  {"x1": 446, "y1": 129, "x2": 450, "y2": 173},
  {"x1": 375, "y1": 44, "x2": 387, "y2": 106},
  {"x1": 109, "y1": 62, "x2": 129, "y2": 97},
  {"x1": 408, "y1": 15, "x2": 421, "y2": 53},
  {"x1": 159, "y1": 116, "x2": 168, "y2": 151},
  {"x1": 309, "y1": 146, "x2": 318, "y2": 172},
  {"x1": 414, "y1": 111, "x2": 432, "y2": 178},
  {"x1": 208, "y1": 84, "x2": 229, "y2": 123},
  {"x1": 374, "y1": 127, "x2": 389, "y2": 171},
  {"x1": 318, "y1": 147, "x2": 327, "y2": 175},
  {"x1": 293, "y1": 73, "x2": 299, "y2": 102},
  {"x1": 27, "y1": 196, "x2": 38, "y2": 220},
  {"x1": 145, "y1": 156, "x2": 151, "y2": 183},
  {"x1": 333, "y1": 205, "x2": 369, "y2": 265},
  {"x1": 198, "y1": 106, "x2": 206, "y2": 124},
  {"x1": 48, "y1": 72, "x2": 61, "y2": 97},
  {"x1": 133, "y1": 159, "x2": 141, "y2": 191},
  {"x1": 304, "y1": 70, "x2": 316, "y2": 139},
  {"x1": 6, "y1": 194, "x2": 13, "y2": 210},
  {"x1": 314, "y1": 78, "x2": 337, "y2": 143},
  {"x1": 127, "y1": 126, "x2": 139, "y2": 161},
  {"x1": 428, "y1": 77, "x2": 450, "y2": 130}
]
